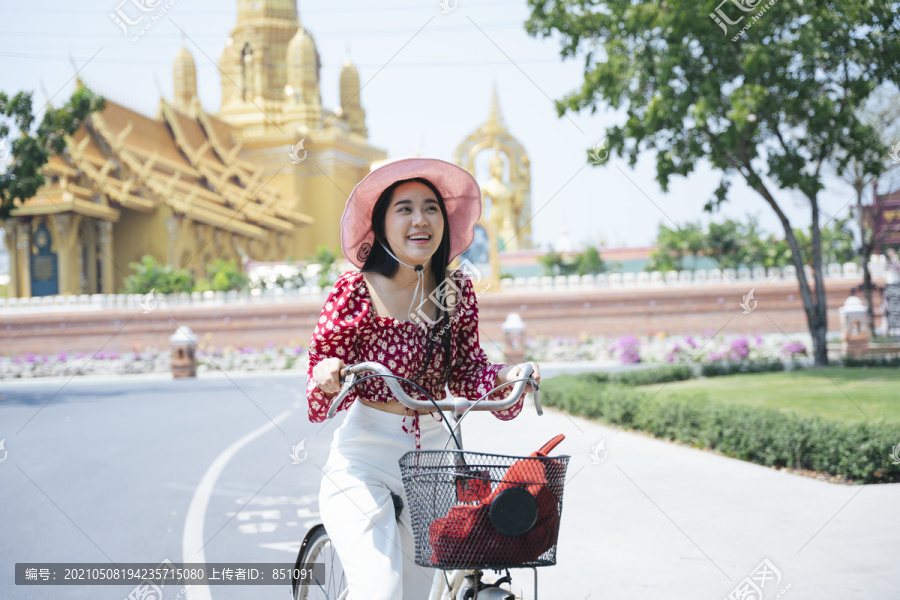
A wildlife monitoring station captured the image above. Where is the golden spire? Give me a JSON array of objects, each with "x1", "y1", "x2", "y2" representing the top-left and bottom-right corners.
[
  {"x1": 237, "y1": 0, "x2": 298, "y2": 24},
  {"x1": 340, "y1": 58, "x2": 360, "y2": 106},
  {"x1": 340, "y1": 57, "x2": 367, "y2": 137},
  {"x1": 284, "y1": 26, "x2": 322, "y2": 131},
  {"x1": 173, "y1": 45, "x2": 198, "y2": 110},
  {"x1": 286, "y1": 27, "x2": 319, "y2": 100},
  {"x1": 483, "y1": 83, "x2": 506, "y2": 137},
  {"x1": 219, "y1": 0, "x2": 300, "y2": 111}
]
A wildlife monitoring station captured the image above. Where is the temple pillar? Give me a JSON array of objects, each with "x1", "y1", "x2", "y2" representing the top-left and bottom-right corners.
[
  {"x1": 3, "y1": 220, "x2": 18, "y2": 298},
  {"x1": 166, "y1": 217, "x2": 178, "y2": 266},
  {"x1": 85, "y1": 220, "x2": 98, "y2": 294},
  {"x1": 50, "y1": 213, "x2": 83, "y2": 295},
  {"x1": 98, "y1": 220, "x2": 114, "y2": 294},
  {"x1": 16, "y1": 222, "x2": 31, "y2": 298},
  {"x1": 77, "y1": 237, "x2": 85, "y2": 294}
]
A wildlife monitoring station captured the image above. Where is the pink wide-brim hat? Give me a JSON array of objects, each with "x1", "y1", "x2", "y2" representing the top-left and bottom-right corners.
[{"x1": 340, "y1": 158, "x2": 483, "y2": 269}]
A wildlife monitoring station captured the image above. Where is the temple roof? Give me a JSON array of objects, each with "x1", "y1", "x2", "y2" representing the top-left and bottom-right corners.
[{"x1": 16, "y1": 96, "x2": 312, "y2": 239}]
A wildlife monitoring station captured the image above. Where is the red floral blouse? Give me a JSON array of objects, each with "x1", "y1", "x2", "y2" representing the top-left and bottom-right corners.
[{"x1": 306, "y1": 270, "x2": 524, "y2": 446}]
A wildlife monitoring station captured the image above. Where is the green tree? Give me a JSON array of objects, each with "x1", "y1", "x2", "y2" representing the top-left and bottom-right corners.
[
  {"x1": 645, "y1": 222, "x2": 705, "y2": 272},
  {"x1": 574, "y1": 245, "x2": 606, "y2": 275},
  {"x1": 124, "y1": 255, "x2": 193, "y2": 294},
  {"x1": 204, "y1": 258, "x2": 249, "y2": 292},
  {"x1": 706, "y1": 219, "x2": 752, "y2": 269},
  {"x1": 537, "y1": 249, "x2": 575, "y2": 276},
  {"x1": 818, "y1": 215, "x2": 857, "y2": 266},
  {"x1": 754, "y1": 235, "x2": 792, "y2": 269},
  {"x1": 649, "y1": 215, "x2": 851, "y2": 272},
  {"x1": 539, "y1": 246, "x2": 607, "y2": 276},
  {"x1": 740, "y1": 219, "x2": 774, "y2": 268},
  {"x1": 787, "y1": 216, "x2": 857, "y2": 268},
  {"x1": 526, "y1": 0, "x2": 898, "y2": 365},
  {"x1": 311, "y1": 246, "x2": 339, "y2": 288},
  {"x1": 646, "y1": 225, "x2": 684, "y2": 272},
  {"x1": 0, "y1": 86, "x2": 106, "y2": 220}
]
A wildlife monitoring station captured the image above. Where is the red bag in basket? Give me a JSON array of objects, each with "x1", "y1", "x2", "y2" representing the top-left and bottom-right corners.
[{"x1": 428, "y1": 434, "x2": 566, "y2": 566}]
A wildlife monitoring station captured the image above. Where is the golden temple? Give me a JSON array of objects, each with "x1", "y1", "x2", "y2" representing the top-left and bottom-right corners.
[{"x1": 3, "y1": 0, "x2": 385, "y2": 297}]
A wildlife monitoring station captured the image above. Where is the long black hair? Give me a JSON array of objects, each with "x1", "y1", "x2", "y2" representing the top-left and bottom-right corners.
[{"x1": 361, "y1": 177, "x2": 454, "y2": 384}]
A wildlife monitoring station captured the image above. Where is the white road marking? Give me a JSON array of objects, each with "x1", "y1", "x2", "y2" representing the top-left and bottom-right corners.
[
  {"x1": 182, "y1": 409, "x2": 293, "y2": 600},
  {"x1": 241, "y1": 493, "x2": 318, "y2": 507},
  {"x1": 238, "y1": 522, "x2": 278, "y2": 534},
  {"x1": 236, "y1": 509, "x2": 281, "y2": 521},
  {"x1": 258, "y1": 540, "x2": 302, "y2": 553}
]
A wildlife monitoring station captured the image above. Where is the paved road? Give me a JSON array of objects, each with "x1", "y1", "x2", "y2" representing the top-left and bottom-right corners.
[{"x1": 1, "y1": 369, "x2": 897, "y2": 599}]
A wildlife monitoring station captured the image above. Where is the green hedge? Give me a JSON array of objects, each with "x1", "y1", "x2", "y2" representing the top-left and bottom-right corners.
[
  {"x1": 540, "y1": 374, "x2": 900, "y2": 483},
  {"x1": 592, "y1": 363, "x2": 781, "y2": 386},
  {"x1": 610, "y1": 365, "x2": 694, "y2": 386},
  {"x1": 581, "y1": 371, "x2": 610, "y2": 385},
  {"x1": 577, "y1": 365, "x2": 694, "y2": 387},
  {"x1": 840, "y1": 355, "x2": 900, "y2": 368},
  {"x1": 700, "y1": 359, "x2": 785, "y2": 377}
]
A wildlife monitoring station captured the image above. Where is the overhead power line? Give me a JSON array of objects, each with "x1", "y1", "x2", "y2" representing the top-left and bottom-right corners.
[
  {"x1": 0, "y1": 50, "x2": 559, "y2": 70},
  {"x1": 0, "y1": 20, "x2": 526, "y2": 40}
]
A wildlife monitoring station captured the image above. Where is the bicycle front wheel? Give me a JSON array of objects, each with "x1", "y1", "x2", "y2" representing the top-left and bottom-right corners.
[{"x1": 294, "y1": 526, "x2": 348, "y2": 600}]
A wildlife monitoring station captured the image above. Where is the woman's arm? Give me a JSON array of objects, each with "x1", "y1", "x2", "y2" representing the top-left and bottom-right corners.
[
  {"x1": 306, "y1": 272, "x2": 368, "y2": 422},
  {"x1": 447, "y1": 273, "x2": 530, "y2": 420},
  {"x1": 312, "y1": 356, "x2": 346, "y2": 397},
  {"x1": 495, "y1": 362, "x2": 541, "y2": 393}
]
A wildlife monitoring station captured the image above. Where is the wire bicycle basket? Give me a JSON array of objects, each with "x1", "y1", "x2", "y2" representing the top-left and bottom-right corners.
[{"x1": 399, "y1": 448, "x2": 570, "y2": 571}]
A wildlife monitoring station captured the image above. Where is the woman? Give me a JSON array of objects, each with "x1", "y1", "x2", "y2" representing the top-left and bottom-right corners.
[{"x1": 307, "y1": 158, "x2": 540, "y2": 600}]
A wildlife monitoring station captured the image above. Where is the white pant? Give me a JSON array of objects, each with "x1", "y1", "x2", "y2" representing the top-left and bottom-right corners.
[{"x1": 319, "y1": 401, "x2": 447, "y2": 600}]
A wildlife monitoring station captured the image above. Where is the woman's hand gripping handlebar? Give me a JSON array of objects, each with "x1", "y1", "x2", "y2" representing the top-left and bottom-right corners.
[{"x1": 324, "y1": 361, "x2": 543, "y2": 420}]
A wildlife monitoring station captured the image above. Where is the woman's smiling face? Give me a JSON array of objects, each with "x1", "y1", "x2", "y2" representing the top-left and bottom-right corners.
[{"x1": 383, "y1": 180, "x2": 445, "y2": 266}]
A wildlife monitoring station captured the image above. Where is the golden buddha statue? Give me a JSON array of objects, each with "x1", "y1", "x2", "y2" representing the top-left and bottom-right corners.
[{"x1": 481, "y1": 147, "x2": 520, "y2": 252}]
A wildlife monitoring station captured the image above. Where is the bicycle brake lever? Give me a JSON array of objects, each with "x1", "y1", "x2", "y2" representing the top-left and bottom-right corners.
[{"x1": 327, "y1": 371, "x2": 357, "y2": 419}]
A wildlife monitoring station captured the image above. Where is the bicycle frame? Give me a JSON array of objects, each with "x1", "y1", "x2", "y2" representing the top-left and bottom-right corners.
[
  {"x1": 298, "y1": 362, "x2": 544, "y2": 600},
  {"x1": 328, "y1": 361, "x2": 541, "y2": 421}
]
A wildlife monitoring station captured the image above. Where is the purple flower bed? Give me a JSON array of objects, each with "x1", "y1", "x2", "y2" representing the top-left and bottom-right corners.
[
  {"x1": 782, "y1": 341, "x2": 808, "y2": 357},
  {"x1": 1, "y1": 343, "x2": 311, "y2": 379},
  {"x1": 611, "y1": 335, "x2": 642, "y2": 364},
  {"x1": 522, "y1": 331, "x2": 816, "y2": 368}
]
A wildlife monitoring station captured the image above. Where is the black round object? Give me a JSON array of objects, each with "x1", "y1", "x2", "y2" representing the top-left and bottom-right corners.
[{"x1": 488, "y1": 487, "x2": 538, "y2": 537}]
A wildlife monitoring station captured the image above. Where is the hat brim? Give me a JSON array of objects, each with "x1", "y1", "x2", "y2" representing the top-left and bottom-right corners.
[{"x1": 340, "y1": 158, "x2": 483, "y2": 269}]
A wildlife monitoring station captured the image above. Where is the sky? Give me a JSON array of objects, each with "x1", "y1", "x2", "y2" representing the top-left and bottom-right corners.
[{"x1": 0, "y1": 0, "x2": 884, "y2": 251}]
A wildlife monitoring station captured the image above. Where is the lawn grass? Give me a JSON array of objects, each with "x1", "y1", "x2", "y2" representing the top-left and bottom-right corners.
[{"x1": 637, "y1": 367, "x2": 900, "y2": 424}]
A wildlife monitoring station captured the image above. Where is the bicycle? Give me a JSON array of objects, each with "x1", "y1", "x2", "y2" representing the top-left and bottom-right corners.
[{"x1": 291, "y1": 361, "x2": 569, "y2": 600}]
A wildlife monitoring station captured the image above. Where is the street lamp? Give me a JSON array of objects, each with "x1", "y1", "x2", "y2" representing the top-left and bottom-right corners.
[
  {"x1": 501, "y1": 312, "x2": 526, "y2": 365},
  {"x1": 170, "y1": 326, "x2": 198, "y2": 378},
  {"x1": 839, "y1": 296, "x2": 869, "y2": 357}
]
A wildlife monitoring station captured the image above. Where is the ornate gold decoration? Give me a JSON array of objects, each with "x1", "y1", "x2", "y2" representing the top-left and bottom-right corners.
[{"x1": 454, "y1": 85, "x2": 533, "y2": 281}]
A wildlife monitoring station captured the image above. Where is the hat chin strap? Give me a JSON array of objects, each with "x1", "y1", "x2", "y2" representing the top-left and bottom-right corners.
[{"x1": 379, "y1": 243, "x2": 431, "y2": 324}]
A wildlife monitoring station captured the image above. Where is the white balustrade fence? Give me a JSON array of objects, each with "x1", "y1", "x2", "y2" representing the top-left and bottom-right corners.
[
  {"x1": 0, "y1": 286, "x2": 329, "y2": 314},
  {"x1": 0, "y1": 257, "x2": 891, "y2": 314}
]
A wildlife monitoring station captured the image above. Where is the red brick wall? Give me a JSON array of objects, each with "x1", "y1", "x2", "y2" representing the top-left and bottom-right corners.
[{"x1": 0, "y1": 279, "x2": 879, "y2": 356}]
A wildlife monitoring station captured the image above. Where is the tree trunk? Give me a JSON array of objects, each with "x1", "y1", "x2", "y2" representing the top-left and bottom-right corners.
[
  {"x1": 855, "y1": 185, "x2": 877, "y2": 337},
  {"x1": 809, "y1": 308, "x2": 829, "y2": 366},
  {"x1": 808, "y1": 194, "x2": 830, "y2": 367},
  {"x1": 789, "y1": 240, "x2": 828, "y2": 366},
  {"x1": 755, "y1": 183, "x2": 829, "y2": 366},
  {"x1": 862, "y1": 246, "x2": 876, "y2": 337}
]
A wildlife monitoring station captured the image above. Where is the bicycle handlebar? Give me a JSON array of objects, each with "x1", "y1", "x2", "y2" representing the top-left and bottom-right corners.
[{"x1": 325, "y1": 361, "x2": 542, "y2": 419}]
